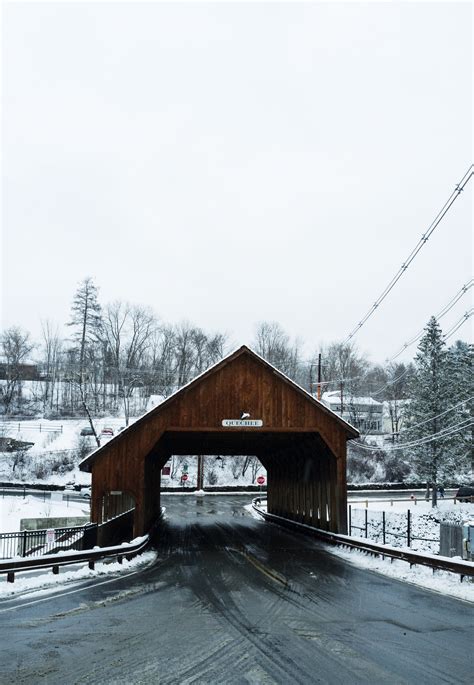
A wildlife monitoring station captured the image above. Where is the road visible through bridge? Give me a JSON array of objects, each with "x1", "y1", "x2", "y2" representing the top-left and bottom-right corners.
[{"x1": 0, "y1": 495, "x2": 471, "y2": 684}]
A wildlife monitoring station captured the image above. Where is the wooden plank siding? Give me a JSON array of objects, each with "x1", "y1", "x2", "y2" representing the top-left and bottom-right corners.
[{"x1": 81, "y1": 346, "x2": 358, "y2": 538}]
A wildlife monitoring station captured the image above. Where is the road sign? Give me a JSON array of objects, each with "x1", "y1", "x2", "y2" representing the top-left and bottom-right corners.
[
  {"x1": 46, "y1": 529, "x2": 55, "y2": 544},
  {"x1": 257, "y1": 475, "x2": 265, "y2": 485},
  {"x1": 181, "y1": 473, "x2": 188, "y2": 482}
]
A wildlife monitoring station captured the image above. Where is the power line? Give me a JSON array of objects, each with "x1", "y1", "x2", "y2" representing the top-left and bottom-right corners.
[
  {"x1": 390, "y1": 280, "x2": 473, "y2": 360},
  {"x1": 344, "y1": 165, "x2": 474, "y2": 345},
  {"x1": 351, "y1": 419, "x2": 472, "y2": 451},
  {"x1": 443, "y1": 309, "x2": 473, "y2": 341},
  {"x1": 401, "y1": 397, "x2": 473, "y2": 433}
]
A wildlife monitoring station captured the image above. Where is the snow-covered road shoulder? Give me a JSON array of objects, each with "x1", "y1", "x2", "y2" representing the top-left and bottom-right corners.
[
  {"x1": 327, "y1": 544, "x2": 474, "y2": 603},
  {"x1": 0, "y1": 550, "x2": 157, "y2": 599}
]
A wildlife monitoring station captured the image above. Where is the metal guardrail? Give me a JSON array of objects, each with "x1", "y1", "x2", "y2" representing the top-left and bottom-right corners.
[
  {"x1": 0, "y1": 508, "x2": 164, "y2": 583},
  {"x1": 0, "y1": 534, "x2": 150, "y2": 583},
  {"x1": 350, "y1": 495, "x2": 474, "y2": 505},
  {"x1": 252, "y1": 499, "x2": 474, "y2": 582}
]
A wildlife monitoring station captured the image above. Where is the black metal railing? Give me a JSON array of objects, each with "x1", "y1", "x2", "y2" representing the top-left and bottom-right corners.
[
  {"x1": 0, "y1": 524, "x2": 97, "y2": 560},
  {"x1": 348, "y1": 506, "x2": 440, "y2": 552}
]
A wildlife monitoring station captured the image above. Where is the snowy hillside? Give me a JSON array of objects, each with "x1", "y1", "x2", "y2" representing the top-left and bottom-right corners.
[{"x1": 0, "y1": 417, "x2": 267, "y2": 488}]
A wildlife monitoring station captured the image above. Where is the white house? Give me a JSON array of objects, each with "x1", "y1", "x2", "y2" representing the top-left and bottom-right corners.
[{"x1": 321, "y1": 391, "x2": 384, "y2": 434}]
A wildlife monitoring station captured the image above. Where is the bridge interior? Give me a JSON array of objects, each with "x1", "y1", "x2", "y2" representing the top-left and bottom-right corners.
[{"x1": 144, "y1": 429, "x2": 343, "y2": 533}]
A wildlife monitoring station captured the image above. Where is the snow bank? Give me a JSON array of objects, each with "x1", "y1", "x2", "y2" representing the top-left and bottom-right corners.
[
  {"x1": 0, "y1": 494, "x2": 89, "y2": 533},
  {"x1": 329, "y1": 545, "x2": 474, "y2": 603},
  {"x1": 0, "y1": 550, "x2": 157, "y2": 598}
]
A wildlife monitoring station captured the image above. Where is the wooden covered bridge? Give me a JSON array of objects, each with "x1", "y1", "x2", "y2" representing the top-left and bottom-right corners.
[{"x1": 80, "y1": 346, "x2": 358, "y2": 540}]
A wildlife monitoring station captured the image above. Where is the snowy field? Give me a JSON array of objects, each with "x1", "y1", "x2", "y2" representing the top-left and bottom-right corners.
[
  {"x1": 349, "y1": 497, "x2": 474, "y2": 553},
  {"x1": 0, "y1": 417, "x2": 267, "y2": 488},
  {"x1": 0, "y1": 493, "x2": 90, "y2": 534}
]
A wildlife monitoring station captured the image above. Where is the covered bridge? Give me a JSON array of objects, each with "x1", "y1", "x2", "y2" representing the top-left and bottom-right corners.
[{"x1": 80, "y1": 346, "x2": 358, "y2": 538}]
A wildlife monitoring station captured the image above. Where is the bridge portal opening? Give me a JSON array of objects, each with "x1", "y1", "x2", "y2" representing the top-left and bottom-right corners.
[{"x1": 144, "y1": 429, "x2": 340, "y2": 533}]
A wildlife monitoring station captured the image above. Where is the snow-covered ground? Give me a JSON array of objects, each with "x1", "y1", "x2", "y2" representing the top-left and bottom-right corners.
[
  {"x1": 0, "y1": 493, "x2": 90, "y2": 533},
  {"x1": 349, "y1": 497, "x2": 473, "y2": 553},
  {"x1": 0, "y1": 417, "x2": 267, "y2": 488}
]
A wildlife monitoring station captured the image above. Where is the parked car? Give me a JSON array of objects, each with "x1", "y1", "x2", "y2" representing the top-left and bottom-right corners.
[
  {"x1": 80, "y1": 487, "x2": 91, "y2": 499},
  {"x1": 64, "y1": 482, "x2": 76, "y2": 491},
  {"x1": 80, "y1": 426, "x2": 94, "y2": 436},
  {"x1": 100, "y1": 427, "x2": 114, "y2": 436},
  {"x1": 455, "y1": 486, "x2": 474, "y2": 503}
]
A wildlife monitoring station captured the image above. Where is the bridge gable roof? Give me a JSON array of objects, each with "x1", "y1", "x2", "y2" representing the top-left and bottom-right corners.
[{"x1": 80, "y1": 345, "x2": 358, "y2": 472}]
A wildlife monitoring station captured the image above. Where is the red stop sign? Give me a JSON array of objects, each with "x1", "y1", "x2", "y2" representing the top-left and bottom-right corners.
[
  {"x1": 181, "y1": 473, "x2": 188, "y2": 482},
  {"x1": 257, "y1": 475, "x2": 265, "y2": 485}
]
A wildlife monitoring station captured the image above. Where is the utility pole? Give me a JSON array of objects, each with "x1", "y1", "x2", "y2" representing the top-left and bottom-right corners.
[
  {"x1": 317, "y1": 353, "x2": 322, "y2": 400},
  {"x1": 340, "y1": 381, "x2": 344, "y2": 415},
  {"x1": 197, "y1": 455, "x2": 204, "y2": 490}
]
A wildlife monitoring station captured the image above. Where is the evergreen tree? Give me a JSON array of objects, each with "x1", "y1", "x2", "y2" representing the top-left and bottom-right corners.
[
  {"x1": 403, "y1": 317, "x2": 470, "y2": 505},
  {"x1": 68, "y1": 277, "x2": 102, "y2": 379},
  {"x1": 67, "y1": 277, "x2": 102, "y2": 444},
  {"x1": 446, "y1": 340, "x2": 473, "y2": 473}
]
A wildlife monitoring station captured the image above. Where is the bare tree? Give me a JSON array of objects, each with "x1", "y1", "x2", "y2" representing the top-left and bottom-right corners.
[
  {"x1": 317, "y1": 341, "x2": 370, "y2": 396},
  {"x1": 384, "y1": 362, "x2": 414, "y2": 441},
  {"x1": 0, "y1": 327, "x2": 34, "y2": 414},
  {"x1": 254, "y1": 321, "x2": 302, "y2": 380},
  {"x1": 100, "y1": 302, "x2": 157, "y2": 425},
  {"x1": 148, "y1": 325, "x2": 178, "y2": 397},
  {"x1": 249, "y1": 456, "x2": 263, "y2": 482},
  {"x1": 174, "y1": 322, "x2": 196, "y2": 386},
  {"x1": 39, "y1": 320, "x2": 63, "y2": 414}
]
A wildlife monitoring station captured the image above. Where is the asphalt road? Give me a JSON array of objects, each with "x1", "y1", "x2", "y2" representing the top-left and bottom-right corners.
[{"x1": 0, "y1": 495, "x2": 472, "y2": 684}]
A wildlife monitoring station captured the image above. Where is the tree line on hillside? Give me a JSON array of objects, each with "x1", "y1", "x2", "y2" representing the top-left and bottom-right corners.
[
  {"x1": 0, "y1": 278, "x2": 472, "y2": 502},
  {"x1": 1, "y1": 277, "x2": 417, "y2": 420}
]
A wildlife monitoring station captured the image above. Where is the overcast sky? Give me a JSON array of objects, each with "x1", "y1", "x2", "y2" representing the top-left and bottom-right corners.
[{"x1": 2, "y1": 1, "x2": 472, "y2": 364}]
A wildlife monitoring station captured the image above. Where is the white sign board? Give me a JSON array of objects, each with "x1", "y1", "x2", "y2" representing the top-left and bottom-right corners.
[
  {"x1": 46, "y1": 529, "x2": 55, "y2": 544},
  {"x1": 222, "y1": 419, "x2": 263, "y2": 427}
]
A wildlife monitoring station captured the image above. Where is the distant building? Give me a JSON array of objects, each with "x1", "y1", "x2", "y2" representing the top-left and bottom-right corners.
[
  {"x1": 321, "y1": 391, "x2": 384, "y2": 434},
  {"x1": 0, "y1": 358, "x2": 39, "y2": 381}
]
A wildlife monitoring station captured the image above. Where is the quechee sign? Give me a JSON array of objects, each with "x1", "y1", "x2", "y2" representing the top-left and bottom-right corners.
[{"x1": 221, "y1": 419, "x2": 263, "y2": 427}]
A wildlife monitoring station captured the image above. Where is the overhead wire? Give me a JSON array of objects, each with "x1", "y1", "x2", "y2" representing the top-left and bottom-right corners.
[
  {"x1": 397, "y1": 397, "x2": 473, "y2": 433},
  {"x1": 351, "y1": 419, "x2": 473, "y2": 451},
  {"x1": 443, "y1": 309, "x2": 474, "y2": 341},
  {"x1": 343, "y1": 164, "x2": 474, "y2": 345},
  {"x1": 390, "y1": 280, "x2": 473, "y2": 360}
]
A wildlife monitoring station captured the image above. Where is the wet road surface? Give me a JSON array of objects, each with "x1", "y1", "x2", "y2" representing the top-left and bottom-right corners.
[{"x1": 0, "y1": 495, "x2": 472, "y2": 684}]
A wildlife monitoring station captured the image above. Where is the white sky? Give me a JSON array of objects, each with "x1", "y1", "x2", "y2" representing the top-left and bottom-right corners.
[{"x1": 1, "y1": 1, "x2": 472, "y2": 364}]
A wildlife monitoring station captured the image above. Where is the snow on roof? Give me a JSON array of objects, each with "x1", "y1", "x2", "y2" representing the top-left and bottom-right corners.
[
  {"x1": 146, "y1": 395, "x2": 165, "y2": 412},
  {"x1": 322, "y1": 391, "x2": 383, "y2": 407}
]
